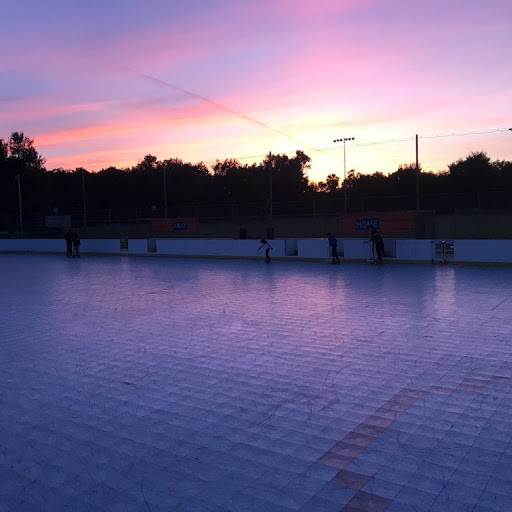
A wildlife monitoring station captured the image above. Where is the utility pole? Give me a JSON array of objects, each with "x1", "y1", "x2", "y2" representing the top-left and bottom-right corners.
[
  {"x1": 268, "y1": 152, "x2": 272, "y2": 219},
  {"x1": 15, "y1": 174, "x2": 23, "y2": 230},
  {"x1": 81, "y1": 168, "x2": 87, "y2": 227},
  {"x1": 163, "y1": 165, "x2": 168, "y2": 218}
]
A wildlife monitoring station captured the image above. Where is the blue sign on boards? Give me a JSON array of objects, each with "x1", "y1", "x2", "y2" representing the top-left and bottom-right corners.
[
  {"x1": 355, "y1": 218, "x2": 380, "y2": 231},
  {"x1": 173, "y1": 222, "x2": 188, "y2": 231}
]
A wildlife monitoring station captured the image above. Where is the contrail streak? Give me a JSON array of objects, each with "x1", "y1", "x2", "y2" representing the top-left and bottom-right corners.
[{"x1": 126, "y1": 68, "x2": 328, "y2": 156}]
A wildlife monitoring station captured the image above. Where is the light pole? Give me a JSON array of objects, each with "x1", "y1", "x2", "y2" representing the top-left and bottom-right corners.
[
  {"x1": 267, "y1": 151, "x2": 273, "y2": 239},
  {"x1": 333, "y1": 137, "x2": 354, "y2": 213},
  {"x1": 163, "y1": 166, "x2": 168, "y2": 218},
  {"x1": 415, "y1": 134, "x2": 419, "y2": 211},
  {"x1": 15, "y1": 174, "x2": 23, "y2": 230}
]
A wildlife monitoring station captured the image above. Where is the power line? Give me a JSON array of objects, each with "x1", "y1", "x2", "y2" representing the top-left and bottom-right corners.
[
  {"x1": 352, "y1": 137, "x2": 415, "y2": 148},
  {"x1": 177, "y1": 127, "x2": 511, "y2": 166},
  {"x1": 324, "y1": 128, "x2": 510, "y2": 151},
  {"x1": 420, "y1": 128, "x2": 510, "y2": 139}
]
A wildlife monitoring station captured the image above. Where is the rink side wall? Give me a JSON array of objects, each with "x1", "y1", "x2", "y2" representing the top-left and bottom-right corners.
[{"x1": 1, "y1": 238, "x2": 512, "y2": 265}]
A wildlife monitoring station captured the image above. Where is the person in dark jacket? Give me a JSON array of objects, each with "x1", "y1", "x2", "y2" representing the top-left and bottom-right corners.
[
  {"x1": 327, "y1": 232, "x2": 340, "y2": 264},
  {"x1": 72, "y1": 230, "x2": 81, "y2": 258},
  {"x1": 369, "y1": 227, "x2": 385, "y2": 262},
  {"x1": 65, "y1": 229, "x2": 73, "y2": 258},
  {"x1": 258, "y1": 239, "x2": 273, "y2": 263}
]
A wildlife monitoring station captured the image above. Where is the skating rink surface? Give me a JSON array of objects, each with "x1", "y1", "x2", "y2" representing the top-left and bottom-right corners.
[{"x1": 1, "y1": 254, "x2": 512, "y2": 511}]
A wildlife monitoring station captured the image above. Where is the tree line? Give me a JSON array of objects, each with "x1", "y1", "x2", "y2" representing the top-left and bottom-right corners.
[{"x1": 1, "y1": 131, "x2": 512, "y2": 214}]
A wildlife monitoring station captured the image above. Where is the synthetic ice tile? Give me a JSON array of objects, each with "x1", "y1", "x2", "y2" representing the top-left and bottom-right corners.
[{"x1": 2, "y1": 255, "x2": 512, "y2": 512}]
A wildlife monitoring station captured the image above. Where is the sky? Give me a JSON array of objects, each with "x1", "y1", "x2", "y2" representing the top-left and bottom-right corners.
[{"x1": 1, "y1": 0, "x2": 511, "y2": 182}]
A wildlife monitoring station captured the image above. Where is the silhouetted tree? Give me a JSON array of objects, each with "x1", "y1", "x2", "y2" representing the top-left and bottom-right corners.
[
  {"x1": 325, "y1": 174, "x2": 340, "y2": 193},
  {"x1": 127, "y1": 155, "x2": 162, "y2": 207},
  {"x1": 0, "y1": 138, "x2": 7, "y2": 163},
  {"x1": 2, "y1": 131, "x2": 512, "y2": 217},
  {"x1": 92, "y1": 167, "x2": 129, "y2": 209},
  {"x1": 493, "y1": 159, "x2": 512, "y2": 189},
  {"x1": 447, "y1": 151, "x2": 496, "y2": 191},
  {"x1": 45, "y1": 168, "x2": 74, "y2": 211},
  {"x1": 0, "y1": 132, "x2": 46, "y2": 214},
  {"x1": 212, "y1": 158, "x2": 240, "y2": 177},
  {"x1": 387, "y1": 164, "x2": 419, "y2": 195},
  {"x1": 267, "y1": 151, "x2": 311, "y2": 201},
  {"x1": 4, "y1": 132, "x2": 45, "y2": 172},
  {"x1": 346, "y1": 170, "x2": 387, "y2": 197}
]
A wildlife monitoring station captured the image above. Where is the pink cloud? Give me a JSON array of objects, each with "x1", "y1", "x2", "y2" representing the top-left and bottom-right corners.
[
  {"x1": 237, "y1": 0, "x2": 382, "y2": 22},
  {"x1": 2, "y1": 0, "x2": 511, "y2": 180}
]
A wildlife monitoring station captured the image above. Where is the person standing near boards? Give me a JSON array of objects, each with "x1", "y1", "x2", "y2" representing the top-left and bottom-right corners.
[
  {"x1": 65, "y1": 228, "x2": 73, "y2": 258},
  {"x1": 369, "y1": 227, "x2": 385, "y2": 262},
  {"x1": 72, "y1": 230, "x2": 81, "y2": 258},
  {"x1": 326, "y1": 232, "x2": 340, "y2": 264},
  {"x1": 258, "y1": 239, "x2": 273, "y2": 263}
]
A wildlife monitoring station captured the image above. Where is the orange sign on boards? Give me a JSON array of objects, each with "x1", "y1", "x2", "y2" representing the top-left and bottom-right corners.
[{"x1": 342, "y1": 211, "x2": 417, "y2": 237}]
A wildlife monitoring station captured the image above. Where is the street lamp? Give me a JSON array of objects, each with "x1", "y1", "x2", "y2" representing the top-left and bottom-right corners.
[{"x1": 333, "y1": 137, "x2": 355, "y2": 213}]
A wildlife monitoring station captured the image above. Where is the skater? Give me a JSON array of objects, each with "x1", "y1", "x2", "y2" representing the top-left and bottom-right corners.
[
  {"x1": 369, "y1": 227, "x2": 385, "y2": 262},
  {"x1": 326, "y1": 232, "x2": 340, "y2": 264},
  {"x1": 258, "y1": 239, "x2": 273, "y2": 263},
  {"x1": 64, "y1": 228, "x2": 73, "y2": 258},
  {"x1": 72, "y1": 230, "x2": 81, "y2": 258}
]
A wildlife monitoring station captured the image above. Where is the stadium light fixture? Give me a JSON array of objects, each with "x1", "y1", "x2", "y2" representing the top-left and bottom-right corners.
[{"x1": 333, "y1": 137, "x2": 355, "y2": 213}]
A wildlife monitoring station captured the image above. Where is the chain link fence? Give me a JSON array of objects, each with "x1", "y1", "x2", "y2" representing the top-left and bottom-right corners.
[{"x1": 2, "y1": 190, "x2": 512, "y2": 239}]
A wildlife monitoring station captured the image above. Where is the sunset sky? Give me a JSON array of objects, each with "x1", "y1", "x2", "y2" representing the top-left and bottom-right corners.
[{"x1": 1, "y1": 0, "x2": 511, "y2": 182}]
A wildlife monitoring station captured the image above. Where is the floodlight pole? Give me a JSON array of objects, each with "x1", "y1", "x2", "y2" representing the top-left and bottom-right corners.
[
  {"x1": 415, "y1": 134, "x2": 419, "y2": 211},
  {"x1": 333, "y1": 137, "x2": 355, "y2": 213}
]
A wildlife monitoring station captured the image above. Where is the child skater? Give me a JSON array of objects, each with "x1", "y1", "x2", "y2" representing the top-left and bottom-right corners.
[{"x1": 258, "y1": 239, "x2": 273, "y2": 263}]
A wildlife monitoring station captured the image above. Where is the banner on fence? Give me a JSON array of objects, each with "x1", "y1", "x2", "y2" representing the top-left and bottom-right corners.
[
  {"x1": 342, "y1": 211, "x2": 417, "y2": 237},
  {"x1": 150, "y1": 218, "x2": 197, "y2": 234}
]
